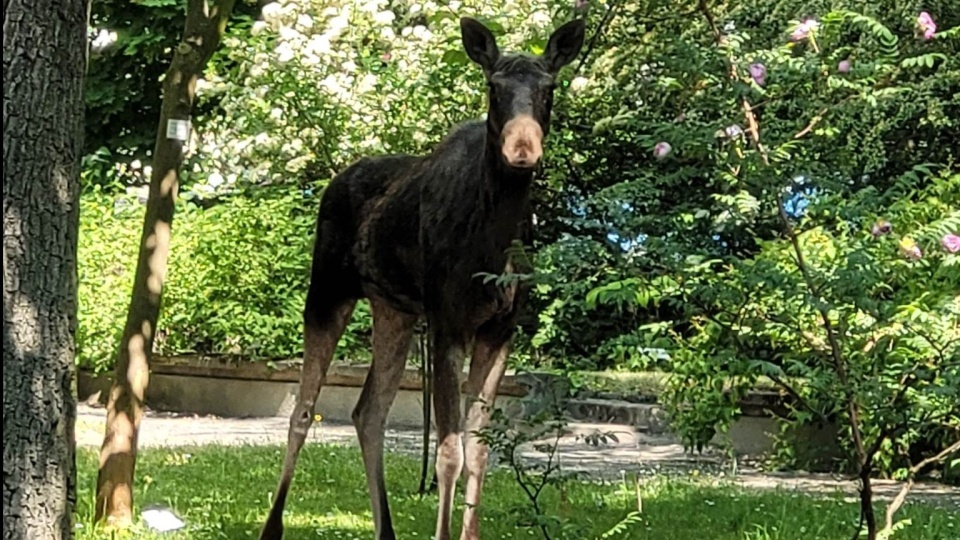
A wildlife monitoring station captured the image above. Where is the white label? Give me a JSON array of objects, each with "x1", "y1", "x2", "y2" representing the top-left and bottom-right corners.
[{"x1": 166, "y1": 119, "x2": 191, "y2": 141}]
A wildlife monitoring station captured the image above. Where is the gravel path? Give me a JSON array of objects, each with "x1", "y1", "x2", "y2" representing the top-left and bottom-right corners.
[{"x1": 76, "y1": 404, "x2": 959, "y2": 507}]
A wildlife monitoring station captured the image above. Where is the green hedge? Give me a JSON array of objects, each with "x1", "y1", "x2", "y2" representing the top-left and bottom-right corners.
[{"x1": 77, "y1": 187, "x2": 372, "y2": 372}]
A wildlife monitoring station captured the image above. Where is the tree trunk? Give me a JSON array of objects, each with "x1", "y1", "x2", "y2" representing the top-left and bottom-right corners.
[
  {"x1": 95, "y1": 0, "x2": 236, "y2": 526},
  {"x1": 2, "y1": 1, "x2": 89, "y2": 539}
]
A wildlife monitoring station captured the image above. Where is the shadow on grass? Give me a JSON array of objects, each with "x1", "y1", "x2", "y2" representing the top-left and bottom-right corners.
[{"x1": 74, "y1": 443, "x2": 958, "y2": 540}]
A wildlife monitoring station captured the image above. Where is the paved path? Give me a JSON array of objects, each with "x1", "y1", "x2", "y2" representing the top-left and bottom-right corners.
[{"x1": 76, "y1": 404, "x2": 959, "y2": 507}]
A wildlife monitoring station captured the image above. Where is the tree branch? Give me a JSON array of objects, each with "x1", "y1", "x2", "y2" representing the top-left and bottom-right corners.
[
  {"x1": 573, "y1": 0, "x2": 623, "y2": 74},
  {"x1": 883, "y1": 439, "x2": 960, "y2": 533},
  {"x1": 698, "y1": 2, "x2": 874, "y2": 536}
]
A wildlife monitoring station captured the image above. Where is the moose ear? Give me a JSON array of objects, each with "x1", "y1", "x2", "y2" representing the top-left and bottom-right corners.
[
  {"x1": 461, "y1": 17, "x2": 500, "y2": 72},
  {"x1": 543, "y1": 18, "x2": 586, "y2": 72}
]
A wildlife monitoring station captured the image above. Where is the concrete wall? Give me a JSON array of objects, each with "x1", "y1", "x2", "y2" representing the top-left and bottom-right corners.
[
  {"x1": 77, "y1": 357, "x2": 841, "y2": 463},
  {"x1": 78, "y1": 371, "x2": 524, "y2": 430}
]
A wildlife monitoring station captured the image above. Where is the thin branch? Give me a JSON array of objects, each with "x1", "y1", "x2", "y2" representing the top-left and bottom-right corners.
[
  {"x1": 793, "y1": 107, "x2": 829, "y2": 139},
  {"x1": 883, "y1": 439, "x2": 960, "y2": 532},
  {"x1": 902, "y1": 321, "x2": 949, "y2": 362},
  {"x1": 573, "y1": 0, "x2": 623, "y2": 74},
  {"x1": 766, "y1": 373, "x2": 829, "y2": 424},
  {"x1": 911, "y1": 439, "x2": 960, "y2": 476},
  {"x1": 698, "y1": 1, "x2": 874, "y2": 536}
]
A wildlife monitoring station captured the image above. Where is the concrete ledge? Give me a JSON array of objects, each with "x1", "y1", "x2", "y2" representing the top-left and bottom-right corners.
[
  {"x1": 78, "y1": 355, "x2": 540, "y2": 429},
  {"x1": 139, "y1": 355, "x2": 536, "y2": 397},
  {"x1": 77, "y1": 355, "x2": 840, "y2": 461}
]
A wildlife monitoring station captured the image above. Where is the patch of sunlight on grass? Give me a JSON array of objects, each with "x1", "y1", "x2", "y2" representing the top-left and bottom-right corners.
[{"x1": 284, "y1": 509, "x2": 373, "y2": 531}]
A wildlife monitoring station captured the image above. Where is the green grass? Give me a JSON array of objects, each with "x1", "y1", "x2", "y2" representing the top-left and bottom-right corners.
[{"x1": 75, "y1": 444, "x2": 957, "y2": 540}]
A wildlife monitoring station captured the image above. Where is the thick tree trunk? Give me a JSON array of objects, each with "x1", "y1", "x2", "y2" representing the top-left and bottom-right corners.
[
  {"x1": 2, "y1": 1, "x2": 89, "y2": 539},
  {"x1": 95, "y1": 0, "x2": 236, "y2": 526}
]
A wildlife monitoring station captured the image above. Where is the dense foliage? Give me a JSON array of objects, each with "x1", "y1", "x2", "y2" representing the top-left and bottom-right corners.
[{"x1": 78, "y1": 186, "x2": 372, "y2": 371}]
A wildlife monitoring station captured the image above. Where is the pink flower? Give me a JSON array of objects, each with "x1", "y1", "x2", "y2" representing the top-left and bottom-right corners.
[
  {"x1": 942, "y1": 233, "x2": 960, "y2": 254},
  {"x1": 380, "y1": 52, "x2": 392, "y2": 62},
  {"x1": 749, "y1": 63, "x2": 767, "y2": 86},
  {"x1": 899, "y1": 237, "x2": 922, "y2": 260},
  {"x1": 838, "y1": 59, "x2": 851, "y2": 73},
  {"x1": 790, "y1": 18, "x2": 820, "y2": 41},
  {"x1": 871, "y1": 219, "x2": 892, "y2": 238},
  {"x1": 653, "y1": 141, "x2": 672, "y2": 159},
  {"x1": 917, "y1": 12, "x2": 937, "y2": 40},
  {"x1": 574, "y1": 0, "x2": 589, "y2": 9}
]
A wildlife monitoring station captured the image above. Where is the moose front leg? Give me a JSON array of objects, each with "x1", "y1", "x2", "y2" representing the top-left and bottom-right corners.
[
  {"x1": 460, "y1": 315, "x2": 515, "y2": 540},
  {"x1": 429, "y1": 323, "x2": 468, "y2": 540}
]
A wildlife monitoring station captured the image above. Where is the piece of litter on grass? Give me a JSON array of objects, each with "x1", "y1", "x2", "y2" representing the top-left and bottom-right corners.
[{"x1": 142, "y1": 506, "x2": 185, "y2": 532}]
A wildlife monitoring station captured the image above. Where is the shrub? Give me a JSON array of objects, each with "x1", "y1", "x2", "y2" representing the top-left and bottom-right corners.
[{"x1": 77, "y1": 186, "x2": 373, "y2": 372}]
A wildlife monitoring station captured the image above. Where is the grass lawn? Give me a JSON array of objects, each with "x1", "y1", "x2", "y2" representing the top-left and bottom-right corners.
[{"x1": 75, "y1": 444, "x2": 957, "y2": 540}]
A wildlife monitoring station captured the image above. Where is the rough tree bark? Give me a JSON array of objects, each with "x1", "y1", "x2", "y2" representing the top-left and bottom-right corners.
[
  {"x1": 3, "y1": 1, "x2": 89, "y2": 539},
  {"x1": 95, "y1": 0, "x2": 236, "y2": 526}
]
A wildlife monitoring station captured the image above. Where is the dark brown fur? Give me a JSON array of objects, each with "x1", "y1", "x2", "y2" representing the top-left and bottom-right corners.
[{"x1": 260, "y1": 17, "x2": 585, "y2": 540}]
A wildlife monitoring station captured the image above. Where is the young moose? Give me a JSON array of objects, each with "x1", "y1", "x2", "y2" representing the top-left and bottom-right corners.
[{"x1": 260, "y1": 16, "x2": 585, "y2": 540}]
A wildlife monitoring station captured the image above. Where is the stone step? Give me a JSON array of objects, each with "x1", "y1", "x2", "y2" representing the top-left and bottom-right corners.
[{"x1": 565, "y1": 398, "x2": 668, "y2": 434}]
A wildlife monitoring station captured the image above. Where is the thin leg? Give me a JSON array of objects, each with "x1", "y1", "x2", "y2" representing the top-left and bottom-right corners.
[
  {"x1": 460, "y1": 321, "x2": 513, "y2": 540},
  {"x1": 353, "y1": 300, "x2": 417, "y2": 540},
  {"x1": 432, "y1": 328, "x2": 468, "y2": 540},
  {"x1": 260, "y1": 299, "x2": 355, "y2": 540}
]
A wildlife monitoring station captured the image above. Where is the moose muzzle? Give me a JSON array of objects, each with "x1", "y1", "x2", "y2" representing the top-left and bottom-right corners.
[{"x1": 501, "y1": 115, "x2": 543, "y2": 169}]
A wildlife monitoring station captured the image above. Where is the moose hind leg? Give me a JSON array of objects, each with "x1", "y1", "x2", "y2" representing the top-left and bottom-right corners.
[
  {"x1": 353, "y1": 300, "x2": 417, "y2": 540},
  {"x1": 260, "y1": 297, "x2": 355, "y2": 540},
  {"x1": 460, "y1": 319, "x2": 514, "y2": 540}
]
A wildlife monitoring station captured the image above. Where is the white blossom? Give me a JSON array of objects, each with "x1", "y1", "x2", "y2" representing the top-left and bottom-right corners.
[
  {"x1": 357, "y1": 74, "x2": 378, "y2": 94},
  {"x1": 570, "y1": 76, "x2": 589, "y2": 92},
  {"x1": 91, "y1": 28, "x2": 119, "y2": 51},
  {"x1": 530, "y1": 11, "x2": 551, "y2": 28},
  {"x1": 361, "y1": 0, "x2": 385, "y2": 13},
  {"x1": 276, "y1": 43, "x2": 295, "y2": 63},
  {"x1": 373, "y1": 10, "x2": 395, "y2": 25},
  {"x1": 412, "y1": 25, "x2": 432, "y2": 41},
  {"x1": 261, "y1": 2, "x2": 283, "y2": 24},
  {"x1": 328, "y1": 15, "x2": 349, "y2": 35},
  {"x1": 296, "y1": 14, "x2": 314, "y2": 29},
  {"x1": 279, "y1": 25, "x2": 301, "y2": 42},
  {"x1": 306, "y1": 35, "x2": 331, "y2": 55}
]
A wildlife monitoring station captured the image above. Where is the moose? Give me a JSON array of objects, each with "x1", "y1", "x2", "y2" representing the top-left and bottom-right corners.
[{"x1": 260, "y1": 16, "x2": 586, "y2": 540}]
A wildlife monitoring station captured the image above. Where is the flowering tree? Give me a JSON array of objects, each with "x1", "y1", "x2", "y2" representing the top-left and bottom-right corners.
[
  {"x1": 581, "y1": 5, "x2": 958, "y2": 539},
  {"x1": 193, "y1": 0, "x2": 583, "y2": 188}
]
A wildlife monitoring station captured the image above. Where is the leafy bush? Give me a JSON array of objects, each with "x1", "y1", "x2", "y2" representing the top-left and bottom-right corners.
[
  {"x1": 579, "y1": 5, "x2": 958, "y2": 537},
  {"x1": 77, "y1": 186, "x2": 373, "y2": 372}
]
